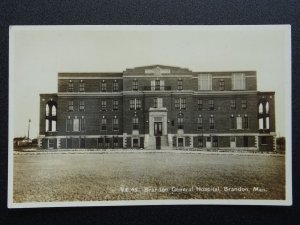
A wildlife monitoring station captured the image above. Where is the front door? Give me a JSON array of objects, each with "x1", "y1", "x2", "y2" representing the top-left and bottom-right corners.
[{"x1": 154, "y1": 122, "x2": 162, "y2": 136}]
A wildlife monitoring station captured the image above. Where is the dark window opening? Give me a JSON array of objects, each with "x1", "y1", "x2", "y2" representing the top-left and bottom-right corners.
[
  {"x1": 219, "y1": 80, "x2": 225, "y2": 91},
  {"x1": 209, "y1": 99, "x2": 214, "y2": 110},
  {"x1": 177, "y1": 79, "x2": 183, "y2": 90}
]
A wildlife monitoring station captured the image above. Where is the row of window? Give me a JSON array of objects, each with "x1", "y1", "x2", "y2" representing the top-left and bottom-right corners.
[
  {"x1": 68, "y1": 80, "x2": 120, "y2": 92},
  {"x1": 66, "y1": 74, "x2": 246, "y2": 92},
  {"x1": 65, "y1": 98, "x2": 249, "y2": 112},
  {"x1": 67, "y1": 100, "x2": 120, "y2": 112},
  {"x1": 192, "y1": 114, "x2": 249, "y2": 130}
]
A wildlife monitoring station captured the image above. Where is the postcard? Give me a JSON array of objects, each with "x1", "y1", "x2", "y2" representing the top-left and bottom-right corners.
[{"x1": 8, "y1": 25, "x2": 292, "y2": 207}]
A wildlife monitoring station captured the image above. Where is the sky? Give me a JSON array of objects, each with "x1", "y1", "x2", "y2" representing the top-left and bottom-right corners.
[{"x1": 10, "y1": 25, "x2": 291, "y2": 138}]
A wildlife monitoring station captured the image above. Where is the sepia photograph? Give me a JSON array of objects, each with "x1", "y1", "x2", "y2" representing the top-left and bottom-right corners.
[{"x1": 8, "y1": 25, "x2": 292, "y2": 207}]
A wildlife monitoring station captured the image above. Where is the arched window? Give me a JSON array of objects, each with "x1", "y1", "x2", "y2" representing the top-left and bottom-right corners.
[
  {"x1": 197, "y1": 115, "x2": 203, "y2": 130},
  {"x1": 259, "y1": 103, "x2": 263, "y2": 113},
  {"x1": 46, "y1": 104, "x2": 50, "y2": 116},
  {"x1": 265, "y1": 101, "x2": 269, "y2": 114},
  {"x1": 177, "y1": 113, "x2": 184, "y2": 129},
  {"x1": 45, "y1": 100, "x2": 57, "y2": 132},
  {"x1": 52, "y1": 105, "x2": 57, "y2": 116}
]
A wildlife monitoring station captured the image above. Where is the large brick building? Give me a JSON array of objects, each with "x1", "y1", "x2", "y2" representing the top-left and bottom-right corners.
[{"x1": 39, "y1": 65, "x2": 276, "y2": 151}]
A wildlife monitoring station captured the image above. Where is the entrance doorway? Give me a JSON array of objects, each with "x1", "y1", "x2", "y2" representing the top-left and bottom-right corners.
[{"x1": 154, "y1": 122, "x2": 162, "y2": 136}]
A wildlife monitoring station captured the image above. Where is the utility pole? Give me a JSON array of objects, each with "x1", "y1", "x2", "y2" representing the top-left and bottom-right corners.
[{"x1": 27, "y1": 119, "x2": 31, "y2": 140}]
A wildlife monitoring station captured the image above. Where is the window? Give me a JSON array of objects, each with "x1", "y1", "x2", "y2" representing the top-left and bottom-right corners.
[
  {"x1": 198, "y1": 136, "x2": 203, "y2": 147},
  {"x1": 68, "y1": 80, "x2": 73, "y2": 92},
  {"x1": 113, "y1": 100, "x2": 119, "y2": 111},
  {"x1": 177, "y1": 79, "x2": 183, "y2": 90},
  {"x1": 113, "y1": 81, "x2": 119, "y2": 92},
  {"x1": 232, "y1": 73, "x2": 246, "y2": 90},
  {"x1": 101, "y1": 118, "x2": 107, "y2": 131},
  {"x1": 175, "y1": 99, "x2": 180, "y2": 109},
  {"x1": 52, "y1": 105, "x2": 56, "y2": 116},
  {"x1": 209, "y1": 115, "x2": 214, "y2": 129},
  {"x1": 198, "y1": 74, "x2": 212, "y2": 90},
  {"x1": 136, "y1": 99, "x2": 142, "y2": 110},
  {"x1": 132, "y1": 117, "x2": 139, "y2": 130},
  {"x1": 265, "y1": 102, "x2": 269, "y2": 114},
  {"x1": 197, "y1": 99, "x2": 203, "y2": 110},
  {"x1": 66, "y1": 117, "x2": 72, "y2": 132},
  {"x1": 132, "y1": 80, "x2": 138, "y2": 91},
  {"x1": 46, "y1": 104, "x2": 50, "y2": 116},
  {"x1": 171, "y1": 120, "x2": 175, "y2": 126},
  {"x1": 236, "y1": 116, "x2": 242, "y2": 129},
  {"x1": 231, "y1": 99, "x2": 236, "y2": 109},
  {"x1": 113, "y1": 118, "x2": 119, "y2": 131},
  {"x1": 219, "y1": 79, "x2": 225, "y2": 91},
  {"x1": 209, "y1": 99, "x2": 214, "y2": 110},
  {"x1": 259, "y1": 103, "x2": 263, "y2": 113},
  {"x1": 244, "y1": 115, "x2": 249, "y2": 129},
  {"x1": 130, "y1": 99, "x2": 135, "y2": 110},
  {"x1": 197, "y1": 116, "x2": 203, "y2": 130},
  {"x1": 113, "y1": 137, "x2": 119, "y2": 147},
  {"x1": 101, "y1": 100, "x2": 107, "y2": 111},
  {"x1": 266, "y1": 116, "x2": 270, "y2": 129},
  {"x1": 242, "y1": 99, "x2": 247, "y2": 109},
  {"x1": 181, "y1": 99, "x2": 186, "y2": 110},
  {"x1": 101, "y1": 81, "x2": 107, "y2": 92},
  {"x1": 154, "y1": 98, "x2": 158, "y2": 108},
  {"x1": 73, "y1": 118, "x2": 79, "y2": 131},
  {"x1": 68, "y1": 101, "x2": 74, "y2": 111},
  {"x1": 80, "y1": 116, "x2": 86, "y2": 131},
  {"x1": 259, "y1": 118, "x2": 264, "y2": 129},
  {"x1": 175, "y1": 98, "x2": 186, "y2": 110},
  {"x1": 177, "y1": 113, "x2": 184, "y2": 129},
  {"x1": 79, "y1": 80, "x2": 85, "y2": 92},
  {"x1": 130, "y1": 99, "x2": 142, "y2": 110},
  {"x1": 79, "y1": 101, "x2": 85, "y2": 111},
  {"x1": 261, "y1": 136, "x2": 267, "y2": 145},
  {"x1": 213, "y1": 136, "x2": 218, "y2": 147},
  {"x1": 155, "y1": 80, "x2": 160, "y2": 90},
  {"x1": 105, "y1": 138, "x2": 110, "y2": 148},
  {"x1": 230, "y1": 115, "x2": 235, "y2": 129},
  {"x1": 48, "y1": 139, "x2": 55, "y2": 149}
]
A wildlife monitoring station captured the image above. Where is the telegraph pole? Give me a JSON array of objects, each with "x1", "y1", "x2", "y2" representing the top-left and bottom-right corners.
[{"x1": 27, "y1": 119, "x2": 31, "y2": 140}]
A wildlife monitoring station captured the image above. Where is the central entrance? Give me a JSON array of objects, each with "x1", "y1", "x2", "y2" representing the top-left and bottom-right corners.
[{"x1": 154, "y1": 122, "x2": 162, "y2": 136}]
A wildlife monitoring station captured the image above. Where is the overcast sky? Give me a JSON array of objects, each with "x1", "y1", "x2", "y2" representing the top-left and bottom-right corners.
[{"x1": 10, "y1": 25, "x2": 291, "y2": 138}]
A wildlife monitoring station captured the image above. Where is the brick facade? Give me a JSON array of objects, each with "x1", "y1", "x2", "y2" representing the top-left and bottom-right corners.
[{"x1": 39, "y1": 65, "x2": 276, "y2": 151}]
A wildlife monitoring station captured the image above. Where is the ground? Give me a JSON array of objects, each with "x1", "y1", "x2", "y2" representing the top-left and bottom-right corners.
[{"x1": 13, "y1": 151, "x2": 285, "y2": 203}]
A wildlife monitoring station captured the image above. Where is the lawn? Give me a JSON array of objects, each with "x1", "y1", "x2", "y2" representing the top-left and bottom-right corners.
[{"x1": 13, "y1": 152, "x2": 285, "y2": 202}]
